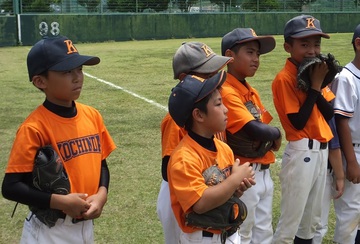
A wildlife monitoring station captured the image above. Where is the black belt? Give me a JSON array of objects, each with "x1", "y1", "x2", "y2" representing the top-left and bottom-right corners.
[
  {"x1": 203, "y1": 229, "x2": 237, "y2": 238},
  {"x1": 308, "y1": 139, "x2": 327, "y2": 150},
  {"x1": 203, "y1": 230, "x2": 214, "y2": 237},
  {"x1": 250, "y1": 163, "x2": 270, "y2": 170}
]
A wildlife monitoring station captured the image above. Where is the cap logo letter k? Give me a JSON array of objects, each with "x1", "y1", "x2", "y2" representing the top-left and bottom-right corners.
[
  {"x1": 250, "y1": 28, "x2": 258, "y2": 37},
  {"x1": 306, "y1": 18, "x2": 316, "y2": 29},
  {"x1": 64, "y1": 40, "x2": 79, "y2": 54},
  {"x1": 201, "y1": 44, "x2": 214, "y2": 57}
]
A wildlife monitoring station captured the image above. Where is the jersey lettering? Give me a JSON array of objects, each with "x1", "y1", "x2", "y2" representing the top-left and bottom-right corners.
[
  {"x1": 57, "y1": 134, "x2": 101, "y2": 162},
  {"x1": 201, "y1": 44, "x2": 214, "y2": 57},
  {"x1": 306, "y1": 17, "x2": 316, "y2": 29},
  {"x1": 64, "y1": 40, "x2": 78, "y2": 54}
]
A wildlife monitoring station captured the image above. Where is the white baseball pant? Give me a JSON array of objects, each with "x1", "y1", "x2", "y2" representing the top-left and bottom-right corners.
[
  {"x1": 272, "y1": 138, "x2": 328, "y2": 244},
  {"x1": 334, "y1": 146, "x2": 360, "y2": 244},
  {"x1": 239, "y1": 163, "x2": 274, "y2": 244},
  {"x1": 156, "y1": 180, "x2": 181, "y2": 244},
  {"x1": 20, "y1": 212, "x2": 93, "y2": 244},
  {"x1": 313, "y1": 169, "x2": 334, "y2": 243}
]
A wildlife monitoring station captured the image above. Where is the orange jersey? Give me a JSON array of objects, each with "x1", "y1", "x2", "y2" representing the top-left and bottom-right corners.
[
  {"x1": 167, "y1": 134, "x2": 234, "y2": 234},
  {"x1": 272, "y1": 59, "x2": 333, "y2": 142},
  {"x1": 221, "y1": 73, "x2": 275, "y2": 164},
  {"x1": 161, "y1": 113, "x2": 187, "y2": 158},
  {"x1": 6, "y1": 102, "x2": 116, "y2": 196}
]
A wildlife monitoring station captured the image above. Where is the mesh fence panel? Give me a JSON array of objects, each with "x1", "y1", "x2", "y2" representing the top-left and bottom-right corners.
[{"x1": 0, "y1": 0, "x2": 359, "y2": 14}]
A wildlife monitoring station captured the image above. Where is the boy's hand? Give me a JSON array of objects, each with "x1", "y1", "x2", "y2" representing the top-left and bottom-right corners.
[
  {"x1": 333, "y1": 177, "x2": 345, "y2": 199},
  {"x1": 272, "y1": 132, "x2": 282, "y2": 151},
  {"x1": 82, "y1": 187, "x2": 108, "y2": 220},
  {"x1": 309, "y1": 61, "x2": 329, "y2": 91},
  {"x1": 346, "y1": 161, "x2": 360, "y2": 184},
  {"x1": 231, "y1": 160, "x2": 256, "y2": 195},
  {"x1": 231, "y1": 160, "x2": 255, "y2": 180},
  {"x1": 234, "y1": 177, "x2": 256, "y2": 197},
  {"x1": 51, "y1": 193, "x2": 90, "y2": 219}
]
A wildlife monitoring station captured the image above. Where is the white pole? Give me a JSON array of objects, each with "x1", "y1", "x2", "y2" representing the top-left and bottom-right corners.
[{"x1": 17, "y1": 14, "x2": 22, "y2": 45}]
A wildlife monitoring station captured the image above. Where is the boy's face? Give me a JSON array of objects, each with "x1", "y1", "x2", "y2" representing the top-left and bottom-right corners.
[
  {"x1": 284, "y1": 36, "x2": 322, "y2": 64},
  {"x1": 227, "y1": 41, "x2": 260, "y2": 80},
  {"x1": 201, "y1": 89, "x2": 228, "y2": 136},
  {"x1": 34, "y1": 66, "x2": 84, "y2": 107}
]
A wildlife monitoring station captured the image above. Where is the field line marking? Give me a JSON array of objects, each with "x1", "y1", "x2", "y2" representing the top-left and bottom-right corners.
[{"x1": 84, "y1": 72, "x2": 168, "y2": 112}]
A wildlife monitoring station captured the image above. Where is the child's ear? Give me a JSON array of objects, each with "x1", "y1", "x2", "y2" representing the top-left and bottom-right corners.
[
  {"x1": 192, "y1": 108, "x2": 205, "y2": 123},
  {"x1": 283, "y1": 42, "x2": 292, "y2": 53},
  {"x1": 224, "y1": 49, "x2": 233, "y2": 57},
  {"x1": 178, "y1": 73, "x2": 187, "y2": 81},
  {"x1": 32, "y1": 75, "x2": 47, "y2": 90},
  {"x1": 355, "y1": 38, "x2": 360, "y2": 49}
]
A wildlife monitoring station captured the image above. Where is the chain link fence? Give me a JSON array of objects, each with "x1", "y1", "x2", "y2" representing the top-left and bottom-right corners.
[{"x1": 0, "y1": 0, "x2": 359, "y2": 14}]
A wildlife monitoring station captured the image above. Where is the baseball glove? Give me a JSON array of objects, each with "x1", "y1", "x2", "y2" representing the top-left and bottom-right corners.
[
  {"x1": 29, "y1": 145, "x2": 70, "y2": 228},
  {"x1": 226, "y1": 129, "x2": 273, "y2": 158},
  {"x1": 185, "y1": 165, "x2": 247, "y2": 243},
  {"x1": 297, "y1": 53, "x2": 342, "y2": 92}
]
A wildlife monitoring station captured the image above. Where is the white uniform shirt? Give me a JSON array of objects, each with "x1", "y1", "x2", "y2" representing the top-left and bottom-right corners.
[{"x1": 332, "y1": 62, "x2": 360, "y2": 143}]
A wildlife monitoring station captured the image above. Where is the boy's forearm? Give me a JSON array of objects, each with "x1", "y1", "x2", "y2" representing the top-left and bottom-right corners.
[
  {"x1": 316, "y1": 96, "x2": 334, "y2": 121},
  {"x1": 329, "y1": 148, "x2": 345, "y2": 180},
  {"x1": 193, "y1": 175, "x2": 239, "y2": 214},
  {"x1": 287, "y1": 89, "x2": 319, "y2": 130}
]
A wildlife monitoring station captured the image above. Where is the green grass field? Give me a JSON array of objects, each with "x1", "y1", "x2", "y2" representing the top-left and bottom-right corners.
[{"x1": 0, "y1": 33, "x2": 355, "y2": 243}]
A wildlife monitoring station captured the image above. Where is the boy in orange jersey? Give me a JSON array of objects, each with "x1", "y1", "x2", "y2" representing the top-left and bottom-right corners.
[
  {"x1": 1, "y1": 36, "x2": 116, "y2": 243},
  {"x1": 220, "y1": 28, "x2": 282, "y2": 244},
  {"x1": 167, "y1": 70, "x2": 256, "y2": 244},
  {"x1": 271, "y1": 15, "x2": 334, "y2": 244},
  {"x1": 157, "y1": 42, "x2": 232, "y2": 244}
]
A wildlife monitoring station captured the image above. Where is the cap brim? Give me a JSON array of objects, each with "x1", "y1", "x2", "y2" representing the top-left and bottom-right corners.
[
  {"x1": 290, "y1": 31, "x2": 330, "y2": 39},
  {"x1": 196, "y1": 70, "x2": 227, "y2": 102},
  {"x1": 192, "y1": 55, "x2": 232, "y2": 74},
  {"x1": 49, "y1": 55, "x2": 100, "y2": 71},
  {"x1": 233, "y1": 36, "x2": 276, "y2": 55}
]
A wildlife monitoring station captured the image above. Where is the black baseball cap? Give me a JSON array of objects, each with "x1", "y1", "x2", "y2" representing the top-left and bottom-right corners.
[
  {"x1": 168, "y1": 70, "x2": 227, "y2": 127},
  {"x1": 172, "y1": 42, "x2": 232, "y2": 79},
  {"x1": 352, "y1": 24, "x2": 360, "y2": 44},
  {"x1": 27, "y1": 35, "x2": 100, "y2": 81},
  {"x1": 221, "y1": 28, "x2": 276, "y2": 56},
  {"x1": 284, "y1": 15, "x2": 330, "y2": 39}
]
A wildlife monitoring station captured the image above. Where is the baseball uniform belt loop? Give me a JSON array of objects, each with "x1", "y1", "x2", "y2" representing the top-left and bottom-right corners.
[
  {"x1": 353, "y1": 143, "x2": 360, "y2": 147},
  {"x1": 202, "y1": 230, "x2": 214, "y2": 237},
  {"x1": 250, "y1": 163, "x2": 270, "y2": 171},
  {"x1": 58, "y1": 212, "x2": 85, "y2": 223},
  {"x1": 308, "y1": 139, "x2": 327, "y2": 150}
]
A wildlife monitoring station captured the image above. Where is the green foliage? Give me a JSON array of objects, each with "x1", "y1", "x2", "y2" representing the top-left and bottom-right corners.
[
  {"x1": 209, "y1": 0, "x2": 234, "y2": 12},
  {"x1": 242, "y1": 0, "x2": 280, "y2": 11},
  {"x1": 77, "y1": 0, "x2": 101, "y2": 12},
  {"x1": 0, "y1": 0, "x2": 12, "y2": 12},
  {"x1": 22, "y1": 0, "x2": 52, "y2": 12},
  {"x1": 285, "y1": 0, "x2": 317, "y2": 11},
  {"x1": 107, "y1": 0, "x2": 169, "y2": 12},
  {"x1": 177, "y1": 0, "x2": 198, "y2": 12},
  {"x1": 107, "y1": 0, "x2": 136, "y2": 12},
  {"x1": 0, "y1": 0, "x2": 63, "y2": 13}
]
